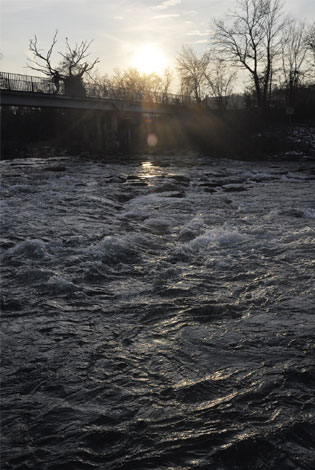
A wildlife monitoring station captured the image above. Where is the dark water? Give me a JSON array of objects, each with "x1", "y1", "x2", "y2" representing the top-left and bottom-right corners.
[{"x1": 1, "y1": 154, "x2": 315, "y2": 470}]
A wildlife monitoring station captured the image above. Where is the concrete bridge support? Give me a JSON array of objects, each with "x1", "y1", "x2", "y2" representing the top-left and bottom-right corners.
[
  {"x1": 77, "y1": 110, "x2": 119, "y2": 154},
  {"x1": 1, "y1": 99, "x2": 180, "y2": 158},
  {"x1": 80, "y1": 110, "x2": 138, "y2": 154}
]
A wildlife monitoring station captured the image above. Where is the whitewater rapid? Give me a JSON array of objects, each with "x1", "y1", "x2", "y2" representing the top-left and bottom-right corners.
[{"x1": 1, "y1": 153, "x2": 315, "y2": 470}]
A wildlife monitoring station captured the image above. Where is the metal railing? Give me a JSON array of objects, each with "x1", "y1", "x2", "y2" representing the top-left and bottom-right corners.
[
  {"x1": 0, "y1": 72, "x2": 59, "y2": 94},
  {"x1": 0, "y1": 71, "x2": 193, "y2": 106}
]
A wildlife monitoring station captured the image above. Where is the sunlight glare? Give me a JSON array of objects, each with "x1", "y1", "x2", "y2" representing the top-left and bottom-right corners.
[
  {"x1": 131, "y1": 43, "x2": 167, "y2": 74},
  {"x1": 147, "y1": 133, "x2": 158, "y2": 147},
  {"x1": 140, "y1": 161, "x2": 159, "y2": 179}
]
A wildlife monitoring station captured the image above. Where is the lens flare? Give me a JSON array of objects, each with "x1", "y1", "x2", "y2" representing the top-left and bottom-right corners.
[{"x1": 147, "y1": 133, "x2": 158, "y2": 147}]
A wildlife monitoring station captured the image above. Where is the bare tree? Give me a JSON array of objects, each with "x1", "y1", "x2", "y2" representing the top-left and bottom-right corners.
[
  {"x1": 58, "y1": 38, "x2": 99, "y2": 78},
  {"x1": 110, "y1": 68, "x2": 148, "y2": 100},
  {"x1": 306, "y1": 22, "x2": 315, "y2": 70},
  {"x1": 280, "y1": 19, "x2": 309, "y2": 104},
  {"x1": 28, "y1": 30, "x2": 99, "y2": 95},
  {"x1": 117, "y1": 68, "x2": 143, "y2": 96},
  {"x1": 161, "y1": 68, "x2": 173, "y2": 96},
  {"x1": 212, "y1": 0, "x2": 284, "y2": 109},
  {"x1": 102, "y1": 67, "x2": 173, "y2": 102},
  {"x1": 28, "y1": 31, "x2": 59, "y2": 76},
  {"x1": 205, "y1": 58, "x2": 237, "y2": 111},
  {"x1": 176, "y1": 46, "x2": 210, "y2": 104},
  {"x1": 141, "y1": 72, "x2": 163, "y2": 97}
]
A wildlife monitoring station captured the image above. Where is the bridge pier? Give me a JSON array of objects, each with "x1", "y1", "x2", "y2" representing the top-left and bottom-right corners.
[
  {"x1": 79, "y1": 111, "x2": 138, "y2": 154},
  {"x1": 1, "y1": 72, "x2": 189, "y2": 157},
  {"x1": 76, "y1": 110, "x2": 119, "y2": 154}
]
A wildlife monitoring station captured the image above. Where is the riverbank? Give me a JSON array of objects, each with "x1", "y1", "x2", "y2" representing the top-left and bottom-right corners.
[{"x1": 2, "y1": 100, "x2": 314, "y2": 162}]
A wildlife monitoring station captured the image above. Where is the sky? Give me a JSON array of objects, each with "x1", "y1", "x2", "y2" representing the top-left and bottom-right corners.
[{"x1": 1, "y1": 0, "x2": 315, "y2": 79}]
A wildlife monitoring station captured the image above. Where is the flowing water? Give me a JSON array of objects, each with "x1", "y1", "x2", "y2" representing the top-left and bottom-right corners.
[{"x1": 1, "y1": 153, "x2": 315, "y2": 470}]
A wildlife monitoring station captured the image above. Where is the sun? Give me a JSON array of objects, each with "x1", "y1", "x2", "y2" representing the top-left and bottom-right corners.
[{"x1": 131, "y1": 43, "x2": 167, "y2": 74}]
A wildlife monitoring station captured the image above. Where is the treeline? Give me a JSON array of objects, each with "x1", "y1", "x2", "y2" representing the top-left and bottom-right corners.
[
  {"x1": 24, "y1": 0, "x2": 315, "y2": 112},
  {"x1": 2, "y1": 0, "x2": 315, "y2": 159},
  {"x1": 185, "y1": 0, "x2": 315, "y2": 111}
]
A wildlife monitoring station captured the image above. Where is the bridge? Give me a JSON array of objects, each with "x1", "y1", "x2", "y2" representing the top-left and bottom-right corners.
[
  {"x1": 1, "y1": 71, "x2": 200, "y2": 153},
  {"x1": 0, "y1": 71, "x2": 193, "y2": 114}
]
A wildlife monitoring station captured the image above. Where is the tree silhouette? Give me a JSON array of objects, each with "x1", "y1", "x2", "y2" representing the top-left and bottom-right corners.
[
  {"x1": 176, "y1": 46, "x2": 210, "y2": 104},
  {"x1": 280, "y1": 19, "x2": 309, "y2": 105},
  {"x1": 28, "y1": 30, "x2": 99, "y2": 96},
  {"x1": 306, "y1": 23, "x2": 315, "y2": 69},
  {"x1": 205, "y1": 58, "x2": 237, "y2": 111},
  {"x1": 213, "y1": 0, "x2": 284, "y2": 109}
]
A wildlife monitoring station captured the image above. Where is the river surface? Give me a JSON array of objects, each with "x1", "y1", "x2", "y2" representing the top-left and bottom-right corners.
[{"x1": 1, "y1": 153, "x2": 315, "y2": 470}]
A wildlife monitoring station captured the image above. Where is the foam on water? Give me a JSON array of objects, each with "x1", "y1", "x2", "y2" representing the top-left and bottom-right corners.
[
  {"x1": 6, "y1": 239, "x2": 48, "y2": 260},
  {"x1": 86, "y1": 235, "x2": 139, "y2": 264},
  {"x1": 1, "y1": 154, "x2": 315, "y2": 470},
  {"x1": 303, "y1": 208, "x2": 315, "y2": 219},
  {"x1": 47, "y1": 276, "x2": 76, "y2": 294},
  {"x1": 179, "y1": 228, "x2": 248, "y2": 256}
]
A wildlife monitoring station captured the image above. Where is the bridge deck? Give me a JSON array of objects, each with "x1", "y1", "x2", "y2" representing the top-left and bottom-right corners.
[{"x1": 1, "y1": 71, "x2": 192, "y2": 113}]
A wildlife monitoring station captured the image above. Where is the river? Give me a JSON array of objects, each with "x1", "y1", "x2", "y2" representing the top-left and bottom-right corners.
[{"x1": 1, "y1": 152, "x2": 315, "y2": 469}]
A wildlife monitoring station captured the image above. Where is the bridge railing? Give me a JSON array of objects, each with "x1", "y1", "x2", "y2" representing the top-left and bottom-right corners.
[
  {"x1": 0, "y1": 71, "x2": 194, "y2": 106},
  {"x1": 0, "y1": 72, "x2": 65, "y2": 95}
]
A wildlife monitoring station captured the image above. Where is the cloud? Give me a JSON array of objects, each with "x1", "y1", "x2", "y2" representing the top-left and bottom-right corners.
[
  {"x1": 113, "y1": 16, "x2": 124, "y2": 20},
  {"x1": 194, "y1": 39, "x2": 208, "y2": 44},
  {"x1": 186, "y1": 30, "x2": 210, "y2": 37},
  {"x1": 153, "y1": 13, "x2": 180, "y2": 19},
  {"x1": 152, "y1": 0, "x2": 181, "y2": 11}
]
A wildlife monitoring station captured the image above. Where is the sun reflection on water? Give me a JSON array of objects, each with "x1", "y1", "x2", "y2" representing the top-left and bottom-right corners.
[{"x1": 139, "y1": 161, "x2": 160, "y2": 179}]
